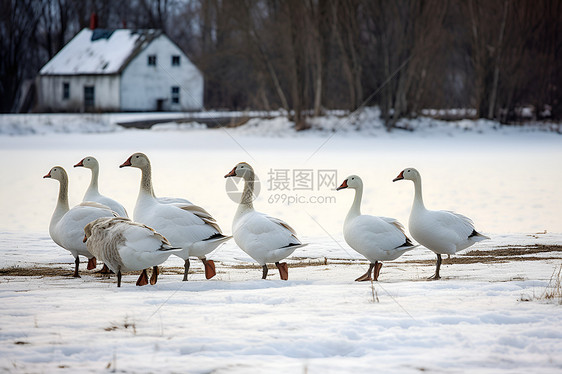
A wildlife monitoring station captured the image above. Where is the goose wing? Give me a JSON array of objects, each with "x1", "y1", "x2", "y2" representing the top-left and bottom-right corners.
[
  {"x1": 234, "y1": 211, "x2": 301, "y2": 251},
  {"x1": 157, "y1": 196, "x2": 192, "y2": 205},
  {"x1": 177, "y1": 204, "x2": 222, "y2": 233},
  {"x1": 137, "y1": 202, "x2": 218, "y2": 247},
  {"x1": 56, "y1": 204, "x2": 117, "y2": 256},
  {"x1": 119, "y1": 220, "x2": 176, "y2": 253},
  {"x1": 91, "y1": 195, "x2": 128, "y2": 217},
  {"x1": 434, "y1": 210, "x2": 475, "y2": 240},
  {"x1": 99, "y1": 219, "x2": 180, "y2": 271},
  {"x1": 346, "y1": 215, "x2": 412, "y2": 256}
]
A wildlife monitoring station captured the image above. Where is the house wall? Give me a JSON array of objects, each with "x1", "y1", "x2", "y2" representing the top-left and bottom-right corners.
[
  {"x1": 120, "y1": 35, "x2": 204, "y2": 111},
  {"x1": 37, "y1": 75, "x2": 120, "y2": 112}
]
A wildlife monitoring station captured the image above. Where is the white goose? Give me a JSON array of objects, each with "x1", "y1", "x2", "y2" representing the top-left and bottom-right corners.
[
  {"x1": 337, "y1": 175, "x2": 417, "y2": 281},
  {"x1": 120, "y1": 152, "x2": 231, "y2": 281},
  {"x1": 393, "y1": 167, "x2": 489, "y2": 280},
  {"x1": 44, "y1": 166, "x2": 117, "y2": 277},
  {"x1": 84, "y1": 217, "x2": 182, "y2": 287},
  {"x1": 74, "y1": 156, "x2": 129, "y2": 217},
  {"x1": 224, "y1": 162, "x2": 306, "y2": 280}
]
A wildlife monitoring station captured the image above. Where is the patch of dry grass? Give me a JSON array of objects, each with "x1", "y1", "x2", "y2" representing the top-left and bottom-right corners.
[
  {"x1": 464, "y1": 245, "x2": 562, "y2": 257},
  {"x1": 542, "y1": 263, "x2": 562, "y2": 304},
  {"x1": 104, "y1": 316, "x2": 137, "y2": 335},
  {"x1": 0, "y1": 266, "x2": 71, "y2": 277},
  {"x1": 398, "y1": 245, "x2": 562, "y2": 265},
  {"x1": 0, "y1": 265, "x2": 156, "y2": 278}
]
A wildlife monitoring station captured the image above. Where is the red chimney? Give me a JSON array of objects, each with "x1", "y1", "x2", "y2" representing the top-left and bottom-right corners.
[{"x1": 90, "y1": 13, "x2": 98, "y2": 30}]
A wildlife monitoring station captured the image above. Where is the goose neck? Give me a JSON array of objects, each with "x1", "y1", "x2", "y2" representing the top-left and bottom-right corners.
[
  {"x1": 346, "y1": 186, "x2": 362, "y2": 221},
  {"x1": 412, "y1": 176, "x2": 426, "y2": 210},
  {"x1": 52, "y1": 175, "x2": 70, "y2": 224},
  {"x1": 139, "y1": 164, "x2": 156, "y2": 199},
  {"x1": 237, "y1": 173, "x2": 255, "y2": 212},
  {"x1": 88, "y1": 167, "x2": 100, "y2": 194}
]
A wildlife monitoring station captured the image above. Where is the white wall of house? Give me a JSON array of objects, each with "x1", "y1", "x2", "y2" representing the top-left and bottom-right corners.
[
  {"x1": 120, "y1": 35, "x2": 204, "y2": 111},
  {"x1": 37, "y1": 75, "x2": 120, "y2": 112}
]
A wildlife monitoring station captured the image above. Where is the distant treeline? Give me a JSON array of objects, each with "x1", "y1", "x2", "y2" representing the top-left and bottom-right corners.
[{"x1": 1, "y1": 0, "x2": 560, "y2": 129}]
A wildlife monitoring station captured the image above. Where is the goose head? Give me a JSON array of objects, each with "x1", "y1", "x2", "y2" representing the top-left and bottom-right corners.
[
  {"x1": 83, "y1": 219, "x2": 96, "y2": 243},
  {"x1": 43, "y1": 166, "x2": 68, "y2": 182},
  {"x1": 224, "y1": 162, "x2": 254, "y2": 179},
  {"x1": 120, "y1": 152, "x2": 150, "y2": 169},
  {"x1": 336, "y1": 175, "x2": 363, "y2": 191},
  {"x1": 74, "y1": 156, "x2": 98, "y2": 170},
  {"x1": 393, "y1": 167, "x2": 420, "y2": 182}
]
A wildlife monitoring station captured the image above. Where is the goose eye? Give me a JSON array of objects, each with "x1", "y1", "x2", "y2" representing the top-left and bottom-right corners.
[
  {"x1": 407, "y1": 169, "x2": 411, "y2": 172},
  {"x1": 136, "y1": 155, "x2": 139, "y2": 158}
]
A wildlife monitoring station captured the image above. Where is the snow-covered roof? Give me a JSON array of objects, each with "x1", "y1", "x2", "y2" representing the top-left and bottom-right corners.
[{"x1": 39, "y1": 28, "x2": 161, "y2": 75}]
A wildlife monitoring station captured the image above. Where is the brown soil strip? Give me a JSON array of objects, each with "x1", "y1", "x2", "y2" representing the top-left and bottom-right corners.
[
  {"x1": 464, "y1": 244, "x2": 562, "y2": 257},
  {"x1": 397, "y1": 245, "x2": 562, "y2": 265},
  {"x1": 402, "y1": 256, "x2": 562, "y2": 265},
  {"x1": 1, "y1": 245, "x2": 561, "y2": 278}
]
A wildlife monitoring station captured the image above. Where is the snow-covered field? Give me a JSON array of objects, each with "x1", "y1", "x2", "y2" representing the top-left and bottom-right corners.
[{"x1": 1, "y1": 110, "x2": 562, "y2": 373}]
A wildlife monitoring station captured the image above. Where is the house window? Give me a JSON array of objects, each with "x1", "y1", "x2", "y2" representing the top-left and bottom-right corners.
[
  {"x1": 148, "y1": 55, "x2": 157, "y2": 66},
  {"x1": 171, "y1": 86, "x2": 180, "y2": 104},
  {"x1": 171, "y1": 55, "x2": 180, "y2": 66},
  {"x1": 62, "y1": 82, "x2": 70, "y2": 100},
  {"x1": 84, "y1": 86, "x2": 95, "y2": 109}
]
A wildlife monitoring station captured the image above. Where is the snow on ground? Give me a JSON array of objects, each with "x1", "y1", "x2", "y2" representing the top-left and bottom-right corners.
[
  {"x1": 1, "y1": 231, "x2": 562, "y2": 373},
  {"x1": 232, "y1": 108, "x2": 562, "y2": 137},
  {"x1": 1, "y1": 110, "x2": 562, "y2": 373},
  {"x1": 0, "y1": 110, "x2": 283, "y2": 136},
  {"x1": 1, "y1": 107, "x2": 560, "y2": 136}
]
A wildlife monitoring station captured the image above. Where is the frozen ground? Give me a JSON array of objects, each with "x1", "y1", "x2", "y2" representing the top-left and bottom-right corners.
[
  {"x1": 1, "y1": 231, "x2": 562, "y2": 373},
  {"x1": 1, "y1": 110, "x2": 562, "y2": 373}
]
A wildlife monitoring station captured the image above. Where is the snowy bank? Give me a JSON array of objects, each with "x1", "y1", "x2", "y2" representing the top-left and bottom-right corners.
[
  {"x1": 232, "y1": 107, "x2": 562, "y2": 137},
  {"x1": 1, "y1": 108, "x2": 560, "y2": 136}
]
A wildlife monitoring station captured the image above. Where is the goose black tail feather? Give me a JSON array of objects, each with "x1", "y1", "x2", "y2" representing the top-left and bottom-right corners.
[
  {"x1": 203, "y1": 233, "x2": 227, "y2": 241},
  {"x1": 281, "y1": 242, "x2": 304, "y2": 248},
  {"x1": 468, "y1": 229, "x2": 479, "y2": 238},
  {"x1": 398, "y1": 236, "x2": 415, "y2": 248}
]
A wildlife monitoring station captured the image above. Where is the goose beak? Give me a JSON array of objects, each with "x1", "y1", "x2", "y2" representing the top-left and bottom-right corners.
[
  {"x1": 393, "y1": 171, "x2": 404, "y2": 182},
  {"x1": 119, "y1": 156, "x2": 132, "y2": 168},
  {"x1": 224, "y1": 167, "x2": 237, "y2": 178},
  {"x1": 83, "y1": 235, "x2": 88, "y2": 243},
  {"x1": 336, "y1": 179, "x2": 348, "y2": 190},
  {"x1": 74, "y1": 159, "x2": 85, "y2": 167},
  {"x1": 43, "y1": 172, "x2": 51, "y2": 178}
]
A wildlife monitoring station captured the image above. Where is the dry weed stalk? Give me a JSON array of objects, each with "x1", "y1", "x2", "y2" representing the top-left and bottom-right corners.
[{"x1": 542, "y1": 263, "x2": 562, "y2": 304}]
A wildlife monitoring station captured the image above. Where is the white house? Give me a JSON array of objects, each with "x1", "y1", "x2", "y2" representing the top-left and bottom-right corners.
[{"x1": 37, "y1": 28, "x2": 203, "y2": 112}]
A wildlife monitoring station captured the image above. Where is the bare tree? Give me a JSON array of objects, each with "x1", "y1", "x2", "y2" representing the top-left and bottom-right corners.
[
  {"x1": 465, "y1": 0, "x2": 561, "y2": 121},
  {"x1": 361, "y1": 0, "x2": 448, "y2": 129},
  {"x1": 331, "y1": 0, "x2": 362, "y2": 111},
  {"x1": 0, "y1": 0, "x2": 41, "y2": 112},
  {"x1": 2, "y1": 0, "x2": 559, "y2": 122}
]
